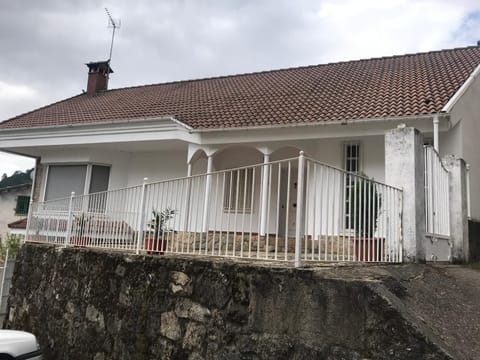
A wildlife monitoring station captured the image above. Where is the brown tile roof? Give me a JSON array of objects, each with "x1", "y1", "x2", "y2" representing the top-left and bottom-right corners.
[
  {"x1": 2, "y1": 46, "x2": 480, "y2": 130},
  {"x1": 8, "y1": 218, "x2": 27, "y2": 229}
]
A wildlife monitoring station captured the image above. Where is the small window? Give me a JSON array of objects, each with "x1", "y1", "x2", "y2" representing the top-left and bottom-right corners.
[
  {"x1": 223, "y1": 168, "x2": 254, "y2": 212},
  {"x1": 344, "y1": 143, "x2": 361, "y2": 173},
  {"x1": 15, "y1": 195, "x2": 30, "y2": 216},
  {"x1": 344, "y1": 143, "x2": 361, "y2": 229}
]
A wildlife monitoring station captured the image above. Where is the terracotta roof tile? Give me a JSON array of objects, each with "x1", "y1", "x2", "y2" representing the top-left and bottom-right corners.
[{"x1": 2, "y1": 46, "x2": 480, "y2": 130}]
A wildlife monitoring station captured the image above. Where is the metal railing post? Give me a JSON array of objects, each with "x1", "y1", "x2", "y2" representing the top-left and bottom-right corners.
[
  {"x1": 136, "y1": 178, "x2": 148, "y2": 255},
  {"x1": 65, "y1": 192, "x2": 75, "y2": 247},
  {"x1": 295, "y1": 151, "x2": 306, "y2": 268},
  {"x1": 24, "y1": 199, "x2": 34, "y2": 242},
  {"x1": 0, "y1": 248, "x2": 9, "y2": 309}
]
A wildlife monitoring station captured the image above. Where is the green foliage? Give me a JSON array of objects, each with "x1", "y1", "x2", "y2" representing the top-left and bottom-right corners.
[
  {"x1": 73, "y1": 213, "x2": 89, "y2": 237},
  {"x1": 0, "y1": 168, "x2": 33, "y2": 189},
  {"x1": 148, "y1": 208, "x2": 176, "y2": 239},
  {"x1": 0, "y1": 234, "x2": 22, "y2": 259}
]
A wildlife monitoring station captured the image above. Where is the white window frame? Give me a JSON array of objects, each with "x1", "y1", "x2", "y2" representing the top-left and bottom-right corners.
[
  {"x1": 343, "y1": 142, "x2": 362, "y2": 231},
  {"x1": 41, "y1": 163, "x2": 111, "y2": 202},
  {"x1": 343, "y1": 142, "x2": 362, "y2": 174}
]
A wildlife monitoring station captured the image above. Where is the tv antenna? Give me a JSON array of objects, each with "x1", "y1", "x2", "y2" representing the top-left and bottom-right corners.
[{"x1": 105, "y1": 8, "x2": 120, "y2": 80}]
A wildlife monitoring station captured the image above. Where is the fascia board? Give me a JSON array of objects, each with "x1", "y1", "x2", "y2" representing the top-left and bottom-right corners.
[{"x1": 0, "y1": 118, "x2": 200, "y2": 148}]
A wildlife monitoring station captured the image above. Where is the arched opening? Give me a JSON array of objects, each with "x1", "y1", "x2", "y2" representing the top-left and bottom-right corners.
[
  {"x1": 213, "y1": 146, "x2": 264, "y2": 171},
  {"x1": 189, "y1": 149, "x2": 208, "y2": 175}
]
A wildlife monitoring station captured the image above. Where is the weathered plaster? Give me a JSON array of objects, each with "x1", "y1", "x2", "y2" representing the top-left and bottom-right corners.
[{"x1": 385, "y1": 126, "x2": 426, "y2": 262}]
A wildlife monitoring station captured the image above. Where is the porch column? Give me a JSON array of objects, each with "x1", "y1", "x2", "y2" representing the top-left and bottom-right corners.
[
  {"x1": 385, "y1": 125, "x2": 426, "y2": 262},
  {"x1": 202, "y1": 155, "x2": 213, "y2": 233},
  {"x1": 184, "y1": 163, "x2": 192, "y2": 231},
  {"x1": 443, "y1": 155, "x2": 469, "y2": 262},
  {"x1": 260, "y1": 153, "x2": 270, "y2": 236}
]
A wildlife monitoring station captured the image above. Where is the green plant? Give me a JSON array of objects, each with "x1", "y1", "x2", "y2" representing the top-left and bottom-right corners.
[
  {"x1": 73, "y1": 213, "x2": 89, "y2": 237},
  {"x1": 0, "y1": 234, "x2": 22, "y2": 259},
  {"x1": 352, "y1": 174, "x2": 382, "y2": 238},
  {"x1": 148, "y1": 208, "x2": 176, "y2": 239}
]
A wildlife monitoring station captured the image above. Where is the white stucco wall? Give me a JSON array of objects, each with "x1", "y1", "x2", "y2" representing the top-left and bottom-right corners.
[
  {"x1": 127, "y1": 150, "x2": 188, "y2": 186},
  {"x1": 449, "y1": 74, "x2": 480, "y2": 220}
]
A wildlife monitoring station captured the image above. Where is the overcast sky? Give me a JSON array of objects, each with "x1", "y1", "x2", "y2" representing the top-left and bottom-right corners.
[{"x1": 1, "y1": 0, "x2": 480, "y2": 176}]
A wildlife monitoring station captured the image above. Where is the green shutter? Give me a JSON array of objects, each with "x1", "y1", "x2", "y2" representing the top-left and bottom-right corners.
[{"x1": 15, "y1": 195, "x2": 30, "y2": 216}]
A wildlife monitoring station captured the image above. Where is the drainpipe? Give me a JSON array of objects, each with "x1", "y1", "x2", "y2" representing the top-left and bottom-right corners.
[
  {"x1": 466, "y1": 163, "x2": 471, "y2": 219},
  {"x1": 433, "y1": 114, "x2": 439, "y2": 152}
]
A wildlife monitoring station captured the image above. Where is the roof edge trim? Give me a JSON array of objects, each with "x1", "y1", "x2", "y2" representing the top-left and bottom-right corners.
[
  {"x1": 0, "y1": 115, "x2": 191, "y2": 133},
  {"x1": 190, "y1": 114, "x2": 448, "y2": 133},
  {"x1": 442, "y1": 62, "x2": 480, "y2": 113}
]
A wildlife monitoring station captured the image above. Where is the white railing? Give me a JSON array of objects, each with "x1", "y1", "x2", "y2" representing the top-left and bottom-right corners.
[
  {"x1": 424, "y1": 146, "x2": 450, "y2": 238},
  {"x1": 27, "y1": 153, "x2": 403, "y2": 265}
]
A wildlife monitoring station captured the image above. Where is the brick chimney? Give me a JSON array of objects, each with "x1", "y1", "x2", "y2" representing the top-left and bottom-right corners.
[{"x1": 86, "y1": 61, "x2": 113, "y2": 95}]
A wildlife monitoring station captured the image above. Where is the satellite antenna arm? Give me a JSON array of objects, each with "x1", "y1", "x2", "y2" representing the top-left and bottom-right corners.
[
  {"x1": 105, "y1": 7, "x2": 119, "y2": 61},
  {"x1": 104, "y1": 8, "x2": 120, "y2": 82}
]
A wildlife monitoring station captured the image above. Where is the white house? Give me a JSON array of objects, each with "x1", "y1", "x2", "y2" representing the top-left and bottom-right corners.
[
  {"x1": 0, "y1": 184, "x2": 31, "y2": 239},
  {"x1": 0, "y1": 46, "x2": 478, "y2": 264}
]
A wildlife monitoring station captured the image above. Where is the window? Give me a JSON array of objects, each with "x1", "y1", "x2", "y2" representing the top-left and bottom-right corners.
[
  {"x1": 344, "y1": 143, "x2": 361, "y2": 173},
  {"x1": 88, "y1": 165, "x2": 110, "y2": 212},
  {"x1": 44, "y1": 164, "x2": 110, "y2": 201},
  {"x1": 223, "y1": 168, "x2": 254, "y2": 212},
  {"x1": 44, "y1": 165, "x2": 87, "y2": 201},
  {"x1": 15, "y1": 195, "x2": 30, "y2": 216},
  {"x1": 344, "y1": 143, "x2": 361, "y2": 229}
]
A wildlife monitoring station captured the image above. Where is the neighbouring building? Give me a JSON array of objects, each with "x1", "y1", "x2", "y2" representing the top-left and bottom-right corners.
[{"x1": 0, "y1": 184, "x2": 31, "y2": 239}]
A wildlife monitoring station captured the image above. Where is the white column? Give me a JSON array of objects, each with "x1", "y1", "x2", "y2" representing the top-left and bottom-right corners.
[
  {"x1": 294, "y1": 151, "x2": 306, "y2": 267},
  {"x1": 202, "y1": 155, "x2": 213, "y2": 233},
  {"x1": 443, "y1": 155, "x2": 469, "y2": 262},
  {"x1": 260, "y1": 153, "x2": 270, "y2": 236},
  {"x1": 136, "y1": 178, "x2": 148, "y2": 254},
  {"x1": 385, "y1": 125, "x2": 426, "y2": 262},
  {"x1": 184, "y1": 163, "x2": 192, "y2": 232}
]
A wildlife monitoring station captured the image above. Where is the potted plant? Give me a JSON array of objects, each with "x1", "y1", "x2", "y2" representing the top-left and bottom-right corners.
[
  {"x1": 71, "y1": 213, "x2": 90, "y2": 246},
  {"x1": 144, "y1": 208, "x2": 176, "y2": 254}
]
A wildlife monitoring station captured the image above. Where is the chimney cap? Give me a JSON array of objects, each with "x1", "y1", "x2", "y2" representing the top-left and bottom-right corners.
[{"x1": 86, "y1": 60, "x2": 114, "y2": 74}]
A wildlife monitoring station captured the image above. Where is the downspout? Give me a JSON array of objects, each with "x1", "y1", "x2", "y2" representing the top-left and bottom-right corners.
[{"x1": 433, "y1": 114, "x2": 439, "y2": 152}]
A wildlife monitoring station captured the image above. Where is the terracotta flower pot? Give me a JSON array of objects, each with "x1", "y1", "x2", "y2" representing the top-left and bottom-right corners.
[{"x1": 144, "y1": 236, "x2": 167, "y2": 254}]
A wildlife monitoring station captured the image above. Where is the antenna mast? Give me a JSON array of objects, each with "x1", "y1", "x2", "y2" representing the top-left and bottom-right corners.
[{"x1": 105, "y1": 8, "x2": 120, "y2": 81}]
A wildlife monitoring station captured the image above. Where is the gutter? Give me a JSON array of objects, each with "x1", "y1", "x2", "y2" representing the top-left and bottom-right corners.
[
  {"x1": 442, "y1": 62, "x2": 480, "y2": 113},
  {"x1": 188, "y1": 114, "x2": 442, "y2": 133},
  {"x1": 0, "y1": 115, "x2": 190, "y2": 133}
]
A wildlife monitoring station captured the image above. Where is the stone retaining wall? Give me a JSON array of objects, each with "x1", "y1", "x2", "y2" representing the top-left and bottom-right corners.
[{"x1": 4, "y1": 244, "x2": 450, "y2": 359}]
